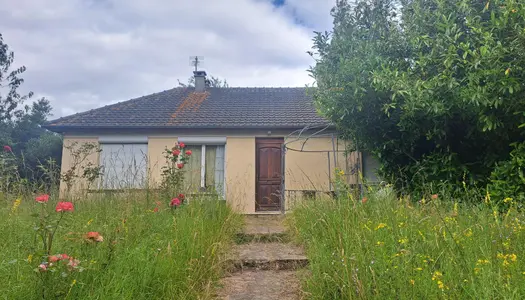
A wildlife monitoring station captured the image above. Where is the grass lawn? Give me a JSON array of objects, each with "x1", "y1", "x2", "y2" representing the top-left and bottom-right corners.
[
  {"x1": 290, "y1": 187, "x2": 525, "y2": 299},
  {"x1": 0, "y1": 193, "x2": 241, "y2": 299}
]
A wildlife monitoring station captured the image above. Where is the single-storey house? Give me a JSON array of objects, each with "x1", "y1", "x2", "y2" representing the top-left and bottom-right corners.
[{"x1": 44, "y1": 71, "x2": 378, "y2": 213}]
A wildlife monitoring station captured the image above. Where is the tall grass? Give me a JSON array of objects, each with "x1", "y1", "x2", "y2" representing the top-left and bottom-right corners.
[
  {"x1": 0, "y1": 193, "x2": 241, "y2": 299},
  {"x1": 290, "y1": 187, "x2": 525, "y2": 299}
]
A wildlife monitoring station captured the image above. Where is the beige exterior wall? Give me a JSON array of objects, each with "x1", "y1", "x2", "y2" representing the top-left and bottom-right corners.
[
  {"x1": 59, "y1": 136, "x2": 100, "y2": 199},
  {"x1": 224, "y1": 137, "x2": 256, "y2": 213},
  {"x1": 147, "y1": 137, "x2": 178, "y2": 187},
  {"x1": 58, "y1": 133, "x2": 361, "y2": 213}
]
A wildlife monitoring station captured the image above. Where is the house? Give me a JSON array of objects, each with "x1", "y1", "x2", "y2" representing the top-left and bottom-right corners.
[{"x1": 44, "y1": 71, "x2": 377, "y2": 213}]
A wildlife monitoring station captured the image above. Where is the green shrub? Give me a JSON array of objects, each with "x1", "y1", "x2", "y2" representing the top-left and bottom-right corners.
[{"x1": 489, "y1": 141, "x2": 525, "y2": 209}]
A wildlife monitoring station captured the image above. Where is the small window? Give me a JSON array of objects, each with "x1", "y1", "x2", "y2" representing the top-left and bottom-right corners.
[
  {"x1": 100, "y1": 144, "x2": 148, "y2": 189},
  {"x1": 183, "y1": 144, "x2": 225, "y2": 196}
]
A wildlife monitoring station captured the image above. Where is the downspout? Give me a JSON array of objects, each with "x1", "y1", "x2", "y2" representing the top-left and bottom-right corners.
[{"x1": 281, "y1": 144, "x2": 286, "y2": 214}]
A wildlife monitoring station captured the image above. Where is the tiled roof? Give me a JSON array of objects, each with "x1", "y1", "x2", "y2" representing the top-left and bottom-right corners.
[{"x1": 44, "y1": 87, "x2": 329, "y2": 130}]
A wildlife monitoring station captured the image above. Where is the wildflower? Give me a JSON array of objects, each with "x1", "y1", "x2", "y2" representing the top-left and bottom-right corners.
[
  {"x1": 170, "y1": 197, "x2": 181, "y2": 207},
  {"x1": 432, "y1": 271, "x2": 442, "y2": 281},
  {"x1": 178, "y1": 193, "x2": 185, "y2": 201},
  {"x1": 56, "y1": 201, "x2": 74, "y2": 212},
  {"x1": 185, "y1": 150, "x2": 192, "y2": 156},
  {"x1": 172, "y1": 149, "x2": 181, "y2": 156},
  {"x1": 503, "y1": 197, "x2": 513, "y2": 204},
  {"x1": 361, "y1": 197, "x2": 368, "y2": 204},
  {"x1": 3, "y1": 145, "x2": 12, "y2": 152},
  {"x1": 179, "y1": 142, "x2": 185, "y2": 148},
  {"x1": 409, "y1": 279, "x2": 415, "y2": 285},
  {"x1": 476, "y1": 259, "x2": 490, "y2": 265},
  {"x1": 38, "y1": 263, "x2": 47, "y2": 272},
  {"x1": 437, "y1": 280, "x2": 447, "y2": 290},
  {"x1": 464, "y1": 228, "x2": 473, "y2": 237},
  {"x1": 376, "y1": 241, "x2": 384, "y2": 246},
  {"x1": 67, "y1": 258, "x2": 80, "y2": 270},
  {"x1": 375, "y1": 223, "x2": 387, "y2": 230},
  {"x1": 35, "y1": 194, "x2": 50, "y2": 203},
  {"x1": 11, "y1": 198, "x2": 21, "y2": 213},
  {"x1": 49, "y1": 253, "x2": 69, "y2": 263},
  {"x1": 85, "y1": 231, "x2": 104, "y2": 243},
  {"x1": 398, "y1": 238, "x2": 408, "y2": 244},
  {"x1": 27, "y1": 254, "x2": 33, "y2": 263},
  {"x1": 177, "y1": 163, "x2": 184, "y2": 169},
  {"x1": 431, "y1": 194, "x2": 438, "y2": 200},
  {"x1": 338, "y1": 169, "x2": 345, "y2": 176},
  {"x1": 153, "y1": 207, "x2": 159, "y2": 213},
  {"x1": 474, "y1": 267, "x2": 481, "y2": 274},
  {"x1": 415, "y1": 267, "x2": 423, "y2": 271}
]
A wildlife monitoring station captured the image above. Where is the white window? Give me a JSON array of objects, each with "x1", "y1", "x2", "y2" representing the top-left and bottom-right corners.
[
  {"x1": 183, "y1": 144, "x2": 225, "y2": 196},
  {"x1": 100, "y1": 144, "x2": 148, "y2": 189}
]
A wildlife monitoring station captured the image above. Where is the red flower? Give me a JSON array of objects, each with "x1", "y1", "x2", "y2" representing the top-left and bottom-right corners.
[
  {"x1": 3, "y1": 145, "x2": 12, "y2": 152},
  {"x1": 60, "y1": 254, "x2": 69, "y2": 260},
  {"x1": 431, "y1": 194, "x2": 438, "y2": 200},
  {"x1": 179, "y1": 142, "x2": 185, "y2": 148},
  {"x1": 85, "y1": 231, "x2": 104, "y2": 242},
  {"x1": 177, "y1": 163, "x2": 184, "y2": 169},
  {"x1": 178, "y1": 193, "x2": 185, "y2": 200},
  {"x1": 49, "y1": 255, "x2": 60, "y2": 263},
  {"x1": 185, "y1": 150, "x2": 192, "y2": 156},
  {"x1": 361, "y1": 197, "x2": 368, "y2": 204},
  {"x1": 172, "y1": 149, "x2": 181, "y2": 156},
  {"x1": 35, "y1": 194, "x2": 50, "y2": 203},
  {"x1": 55, "y1": 201, "x2": 74, "y2": 212},
  {"x1": 153, "y1": 207, "x2": 159, "y2": 213},
  {"x1": 170, "y1": 198, "x2": 181, "y2": 207}
]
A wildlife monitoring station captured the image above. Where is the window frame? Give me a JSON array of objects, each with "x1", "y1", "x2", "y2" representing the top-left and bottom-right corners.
[{"x1": 98, "y1": 140, "x2": 148, "y2": 190}]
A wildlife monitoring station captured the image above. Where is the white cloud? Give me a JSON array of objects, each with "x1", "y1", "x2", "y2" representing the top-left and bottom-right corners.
[{"x1": 0, "y1": 0, "x2": 333, "y2": 118}]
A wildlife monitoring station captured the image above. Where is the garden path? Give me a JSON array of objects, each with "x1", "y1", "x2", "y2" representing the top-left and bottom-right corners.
[{"x1": 216, "y1": 214, "x2": 307, "y2": 300}]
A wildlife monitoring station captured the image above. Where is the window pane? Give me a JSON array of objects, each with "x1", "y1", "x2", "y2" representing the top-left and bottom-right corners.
[
  {"x1": 100, "y1": 144, "x2": 147, "y2": 189},
  {"x1": 215, "y1": 145, "x2": 225, "y2": 197},
  {"x1": 183, "y1": 145, "x2": 202, "y2": 192},
  {"x1": 205, "y1": 146, "x2": 217, "y2": 190}
]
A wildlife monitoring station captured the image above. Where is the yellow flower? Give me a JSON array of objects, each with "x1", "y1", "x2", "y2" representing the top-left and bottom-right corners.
[
  {"x1": 11, "y1": 198, "x2": 21, "y2": 214},
  {"x1": 376, "y1": 241, "x2": 384, "y2": 246},
  {"x1": 432, "y1": 271, "x2": 443, "y2": 281},
  {"x1": 87, "y1": 219, "x2": 93, "y2": 225},
  {"x1": 338, "y1": 169, "x2": 345, "y2": 176},
  {"x1": 465, "y1": 228, "x2": 473, "y2": 237},
  {"x1": 504, "y1": 197, "x2": 513, "y2": 204},
  {"x1": 409, "y1": 279, "x2": 415, "y2": 285},
  {"x1": 474, "y1": 267, "x2": 481, "y2": 275},
  {"x1": 375, "y1": 223, "x2": 387, "y2": 230},
  {"x1": 415, "y1": 267, "x2": 423, "y2": 271},
  {"x1": 437, "y1": 280, "x2": 448, "y2": 290},
  {"x1": 398, "y1": 238, "x2": 409, "y2": 244},
  {"x1": 476, "y1": 259, "x2": 490, "y2": 265},
  {"x1": 27, "y1": 254, "x2": 33, "y2": 263},
  {"x1": 509, "y1": 254, "x2": 517, "y2": 262}
]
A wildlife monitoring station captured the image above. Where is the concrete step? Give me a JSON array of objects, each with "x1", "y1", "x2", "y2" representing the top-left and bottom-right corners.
[
  {"x1": 228, "y1": 243, "x2": 308, "y2": 271},
  {"x1": 217, "y1": 270, "x2": 302, "y2": 300},
  {"x1": 236, "y1": 214, "x2": 288, "y2": 244}
]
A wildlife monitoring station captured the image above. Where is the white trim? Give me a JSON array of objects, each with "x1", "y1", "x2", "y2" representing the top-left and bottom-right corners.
[
  {"x1": 200, "y1": 145, "x2": 206, "y2": 188},
  {"x1": 99, "y1": 135, "x2": 148, "y2": 144},
  {"x1": 178, "y1": 137, "x2": 226, "y2": 144}
]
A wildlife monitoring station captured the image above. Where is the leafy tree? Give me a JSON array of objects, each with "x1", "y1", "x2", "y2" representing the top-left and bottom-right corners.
[
  {"x1": 310, "y1": 0, "x2": 525, "y2": 196},
  {"x1": 0, "y1": 33, "x2": 62, "y2": 184}
]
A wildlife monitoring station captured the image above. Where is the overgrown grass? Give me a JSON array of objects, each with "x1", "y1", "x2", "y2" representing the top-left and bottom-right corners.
[
  {"x1": 0, "y1": 193, "x2": 241, "y2": 299},
  {"x1": 290, "y1": 187, "x2": 525, "y2": 299}
]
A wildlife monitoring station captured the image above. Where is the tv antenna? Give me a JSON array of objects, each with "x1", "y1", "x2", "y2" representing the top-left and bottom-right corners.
[{"x1": 189, "y1": 56, "x2": 204, "y2": 72}]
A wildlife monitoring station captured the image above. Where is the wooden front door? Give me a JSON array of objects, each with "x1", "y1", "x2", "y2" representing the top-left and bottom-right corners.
[{"x1": 256, "y1": 138, "x2": 283, "y2": 211}]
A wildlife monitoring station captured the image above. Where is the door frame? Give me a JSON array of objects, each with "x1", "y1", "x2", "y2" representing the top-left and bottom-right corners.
[{"x1": 255, "y1": 138, "x2": 284, "y2": 212}]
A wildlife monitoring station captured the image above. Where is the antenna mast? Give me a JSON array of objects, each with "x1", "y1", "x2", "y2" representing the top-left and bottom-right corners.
[{"x1": 189, "y1": 56, "x2": 204, "y2": 72}]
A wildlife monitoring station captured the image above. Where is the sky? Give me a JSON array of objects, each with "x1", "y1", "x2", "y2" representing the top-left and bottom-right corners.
[{"x1": 0, "y1": 0, "x2": 335, "y2": 118}]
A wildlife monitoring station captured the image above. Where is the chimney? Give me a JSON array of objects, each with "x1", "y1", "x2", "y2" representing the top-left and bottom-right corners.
[{"x1": 193, "y1": 70, "x2": 207, "y2": 92}]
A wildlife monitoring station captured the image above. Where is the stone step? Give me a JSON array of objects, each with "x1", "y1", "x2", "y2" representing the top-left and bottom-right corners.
[
  {"x1": 228, "y1": 243, "x2": 308, "y2": 271},
  {"x1": 217, "y1": 270, "x2": 302, "y2": 300},
  {"x1": 236, "y1": 214, "x2": 288, "y2": 244}
]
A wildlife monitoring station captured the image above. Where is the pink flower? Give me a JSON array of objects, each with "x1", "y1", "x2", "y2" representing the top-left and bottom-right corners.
[
  {"x1": 431, "y1": 194, "x2": 438, "y2": 200},
  {"x1": 178, "y1": 193, "x2": 185, "y2": 201},
  {"x1": 55, "y1": 201, "x2": 74, "y2": 212},
  {"x1": 177, "y1": 163, "x2": 184, "y2": 169},
  {"x1": 49, "y1": 255, "x2": 60, "y2": 263},
  {"x1": 185, "y1": 150, "x2": 192, "y2": 156},
  {"x1": 153, "y1": 207, "x2": 159, "y2": 213},
  {"x1": 38, "y1": 263, "x2": 47, "y2": 271},
  {"x1": 3, "y1": 145, "x2": 12, "y2": 152},
  {"x1": 179, "y1": 142, "x2": 185, "y2": 148},
  {"x1": 35, "y1": 194, "x2": 50, "y2": 203},
  {"x1": 172, "y1": 149, "x2": 181, "y2": 156},
  {"x1": 60, "y1": 254, "x2": 69, "y2": 260},
  {"x1": 85, "y1": 231, "x2": 104, "y2": 242},
  {"x1": 67, "y1": 258, "x2": 80, "y2": 270},
  {"x1": 170, "y1": 198, "x2": 181, "y2": 207}
]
